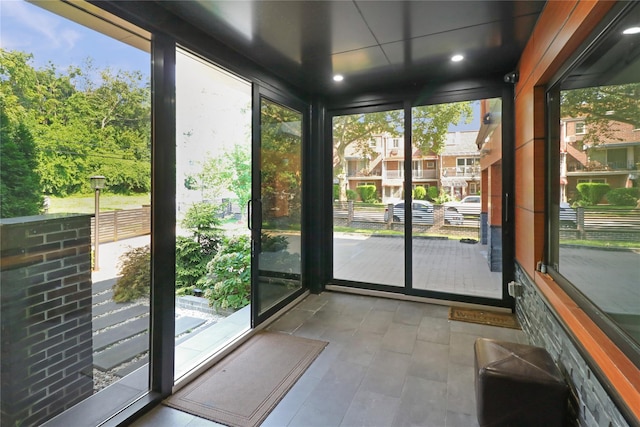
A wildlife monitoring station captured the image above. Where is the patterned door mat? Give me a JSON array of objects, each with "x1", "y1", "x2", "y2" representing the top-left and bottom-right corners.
[{"x1": 449, "y1": 306, "x2": 520, "y2": 329}]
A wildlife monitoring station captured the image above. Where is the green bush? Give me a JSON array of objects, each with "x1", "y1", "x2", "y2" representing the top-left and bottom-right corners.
[
  {"x1": 357, "y1": 185, "x2": 378, "y2": 203},
  {"x1": 201, "y1": 235, "x2": 251, "y2": 310},
  {"x1": 427, "y1": 186, "x2": 439, "y2": 201},
  {"x1": 413, "y1": 186, "x2": 427, "y2": 200},
  {"x1": 113, "y1": 245, "x2": 150, "y2": 302},
  {"x1": 175, "y1": 202, "x2": 224, "y2": 292},
  {"x1": 576, "y1": 182, "x2": 610, "y2": 205},
  {"x1": 333, "y1": 184, "x2": 339, "y2": 200},
  {"x1": 606, "y1": 188, "x2": 639, "y2": 206},
  {"x1": 176, "y1": 236, "x2": 213, "y2": 289},
  {"x1": 346, "y1": 189, "x2": 358, "y2": 201},
  {"x1": 261, "y1": 232, "x2": 289, "y2": 252}
]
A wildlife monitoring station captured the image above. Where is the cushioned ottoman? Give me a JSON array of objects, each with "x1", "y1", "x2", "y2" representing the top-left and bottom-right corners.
[{"x1": 474, "y1": 338, "x2": 568, "y2": 427}]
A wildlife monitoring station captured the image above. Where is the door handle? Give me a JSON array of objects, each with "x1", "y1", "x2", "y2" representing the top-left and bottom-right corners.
[
  {"x1": 505, "y1": 193, "x2": 509, "y2": 223},
  {"x1": 247, "y1": 199, "x2": 252, "y2": 230}
]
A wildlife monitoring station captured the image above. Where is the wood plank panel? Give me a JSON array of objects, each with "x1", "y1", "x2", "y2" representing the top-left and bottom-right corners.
[{"x1": 515, "y1": 87, "x2": 534, "y2": 149}]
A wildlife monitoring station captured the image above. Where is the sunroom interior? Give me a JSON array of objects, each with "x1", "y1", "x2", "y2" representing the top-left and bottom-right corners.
[{"x1": 1, "y1": 1, "x2": 638, "y2": 426}]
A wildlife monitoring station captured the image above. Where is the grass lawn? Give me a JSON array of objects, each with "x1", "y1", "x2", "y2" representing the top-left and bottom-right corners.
[{"x1": 48, "y1": 194, "x2": 150, "y2": 214}]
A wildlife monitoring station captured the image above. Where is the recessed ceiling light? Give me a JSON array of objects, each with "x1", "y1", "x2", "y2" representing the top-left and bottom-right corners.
[
  {"x1": 451, "y1": 54, "x2": 464, "y2": 62},
  {"x1": 333, "y1": 74, "x2": 344, "y2": 82},
  {"x1": 623, "y1": 26, "x2": 640, "y2": 35}
]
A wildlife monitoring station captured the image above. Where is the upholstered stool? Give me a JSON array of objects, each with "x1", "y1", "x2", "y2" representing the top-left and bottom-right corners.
[{"x1": 474, "y1": 338, "x2": 568, "y2": 427}]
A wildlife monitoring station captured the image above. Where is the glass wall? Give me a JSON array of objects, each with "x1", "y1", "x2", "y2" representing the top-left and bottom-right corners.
[
  {"x1": 331, "y1": 101, "x2": 502, "y2": 300},
  {"x1": 0, "y1": 1, "x2": 152, "y2": 424},
  {"x1": 552, "y1": 2, "x2": 640, "y2": 348},
  {"x1": 174, "y1": 49, "x2": 252, "y2": 380},
  {"x1": 332, "y1": 109, "x2": 405, "y2": 287},
  {"x1": 254, "y1": 97, "x2": 303, "y2": 318}
]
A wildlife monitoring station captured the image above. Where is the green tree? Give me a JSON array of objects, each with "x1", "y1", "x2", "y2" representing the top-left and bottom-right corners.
[
  {"x1": 333, "y1": 102, "x2": 472, "y2": 201},
  {"x1": 561, "y1": 83, "x2": 640, "y2": 147},
  {"x1": 1, "y1": 48, "x2": 151, "y2": 196},
  {"x1": 0, "y1": 109, "x2": 43, "y2": 218}
]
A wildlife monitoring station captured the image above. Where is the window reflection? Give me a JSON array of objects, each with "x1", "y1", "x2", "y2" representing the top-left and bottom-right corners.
[{"x1": 557, "y1": 5, "x2": 640, "y2": 345}]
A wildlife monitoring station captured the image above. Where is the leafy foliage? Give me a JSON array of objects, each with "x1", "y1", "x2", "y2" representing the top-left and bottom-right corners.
[
  {"x1": 332, "y1": 102, "x2": 472, "y2": 201},
  {"x1": 175, "y1": 202, "x2": 224, "y2": 290},
  {"x1": 261, "y1": 232, "x2": 289, "y2": 252},
  {"x1": 576, "y1": 182, "x2": 611, "y2": 205},
  {"x1": 0, "y1": 48, "x2": 151, "y2": 197},
  {"x1": 561, "y1": 84, "x2": 640, "y2": 147},
  {"x1": 427, "y1": 186, "x2": 439, "y2": 201},
  {"x1": 0, "y1": 108, "x2": 43, "y2": 217},
  {"x1": 201, "y1": 235, "x2": 251, "y2": 310},
  {"x1": 113, "y1": 245, "x2": 150, "y2": 302},
  {"x1": 357, "y1": 185, "x2": 378, "y2": 203},
  {"x1": 346, "y1": 189, "x2": 358, "y2": 201},
  {"x1": 413, "y1": 186, "x2": 427, "y2": 200},
  {"x1": 606, "y1": 188, "x2": 639, "y2": 206},
  {"x1": 175, "y1": 236, "x2": 211, "y2": 288}
]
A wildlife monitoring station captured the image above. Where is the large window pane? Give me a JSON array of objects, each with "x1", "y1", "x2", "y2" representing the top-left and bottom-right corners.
[
  {"x1": 0, "y1": 2, "x2": 151, "y2": 424},
  {"x1": 257, "y1": 98, "x2": 303, "y2": 316},
  {"x1": 174, "y1": 49, "x2": 252, "y2": 380},
  {"x1": 332, "y1": 109, "x2": 405, "y2": 287},
  {"x1": 556, "y1": 3, "x2": 640, "y2": 346},
  {"x1": 411, "y1": 100, "x2": 501, "y2": 298}
]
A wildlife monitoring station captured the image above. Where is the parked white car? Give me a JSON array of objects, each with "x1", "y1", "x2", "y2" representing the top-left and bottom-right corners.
[
  {"x1": 384, "y1": 200, "x2": 465, "y2": 225},
  {"x1": 443, "y1": 195, "x2": 481, "y2": 216},
  {"x1": 385, "y1": 201, "x2": 434, "y2": 224}
]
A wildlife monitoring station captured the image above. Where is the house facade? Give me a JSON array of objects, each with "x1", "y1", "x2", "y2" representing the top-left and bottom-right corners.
[
  {"x1": 561, "y1": 118, "x2": 640, "y2": 203},
  {"x1": 341, "y1": 131, "x2": 479, "y2": 203}
]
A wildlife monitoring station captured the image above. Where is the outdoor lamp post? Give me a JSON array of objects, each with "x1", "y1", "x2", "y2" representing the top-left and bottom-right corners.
[{"x1": 90, "y1": 175, "x2": 106, "y2": 271}]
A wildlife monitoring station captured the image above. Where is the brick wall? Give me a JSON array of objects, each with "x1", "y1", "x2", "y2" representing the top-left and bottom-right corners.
[
  {"x1": 1, "y1": 214, "x2": 94, "y2": 426},
  {"x1": 514, "y1": 264, "x2": 630, "y2": 427}
]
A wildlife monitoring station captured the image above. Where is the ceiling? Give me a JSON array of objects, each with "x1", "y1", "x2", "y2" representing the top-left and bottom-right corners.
[{"x1": 156, "y1": 1, "x2": 546, "y2": 97}]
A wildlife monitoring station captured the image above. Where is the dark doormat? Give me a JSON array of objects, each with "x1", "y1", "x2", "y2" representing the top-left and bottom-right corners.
[
  {"x1": 449, "y1": 306, "x2": 520, "y2": 329},
  {"x1": 164, "y1": 331, "x2": 328, "y2": 427}
]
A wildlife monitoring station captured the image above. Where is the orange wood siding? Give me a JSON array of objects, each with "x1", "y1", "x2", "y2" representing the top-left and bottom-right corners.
[{"x1": 515, "y1": 0, "x2": 639, "y2": 421}]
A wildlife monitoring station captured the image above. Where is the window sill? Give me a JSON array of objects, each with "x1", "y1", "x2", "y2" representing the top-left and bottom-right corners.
[{"x1": 534, "y1": 272, "x2": 640, "y2": 423}]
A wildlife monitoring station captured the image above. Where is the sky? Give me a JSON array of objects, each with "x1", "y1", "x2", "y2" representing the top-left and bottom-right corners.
[{"x1": 0, "y1": 0, "x2": 149, "y2": 77}]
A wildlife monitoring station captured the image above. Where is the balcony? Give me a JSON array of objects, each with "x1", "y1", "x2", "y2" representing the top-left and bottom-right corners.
[
  {"x1": 442, "y1": 166, "x2": 480, "y2": 178},
  {"x1": 383, "y1": 170, "x2": 437, "y2": 180}
]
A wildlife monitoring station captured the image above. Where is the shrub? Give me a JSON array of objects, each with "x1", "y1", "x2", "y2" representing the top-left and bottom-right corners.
[
  {"x1": 606, "y1": 188, "x2": 639, "y2": 206},
  {"x1": 427, "y1": 186, "x2": 439, "y2": 201},
  {"x1": 113, "y1": 245, "x2": 150, "y2": 302},
  {"x1": 175, "y1": 202, "x2": 224, "y2": 292},
  {"x1": 357, "y1": 185, "x2": 378, "y2": 203},
  {"x1": 182, "y1": 202, "x2": 223, "y2": 254},
  {"x1": 261, "y1": 232, "x2": 289, "y2": 252},
  {"x1": 346, "y1": 189, "x2": 358, "y2": 201},
  {"x1": 576, "y1": 182, "x2": 610, "y2": 205},
  {"x1": 413, "y1": 186, "x2": 427, "y2": 200},
  {"x1": 333, "y1": 184, "x2": 339, "y2": 200},
  {"x1": 201, "y1": 235, "x2": 251, "y2": 310},
  {"x1": 176, "y1": 236, "x2": 212, "y2": 289}
]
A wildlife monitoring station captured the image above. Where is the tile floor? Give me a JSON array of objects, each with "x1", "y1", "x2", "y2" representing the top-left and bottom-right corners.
[{"x1": 132, "y1": 291, "x2": 527, "y2": 427}]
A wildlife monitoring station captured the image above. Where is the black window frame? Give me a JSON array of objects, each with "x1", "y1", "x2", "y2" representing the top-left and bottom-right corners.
[{"x1": 545, "y1": 1, "x2": 640, "y2": 371}]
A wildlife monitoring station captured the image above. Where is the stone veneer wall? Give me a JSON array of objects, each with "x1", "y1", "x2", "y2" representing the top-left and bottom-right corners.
[
  {"x1": 1, "y1": 214, "x2": 94, "y2": 426},
  {"x1": 514, "y1": 263, "x2": 630, "y2": 427},
  {"x1": 487, "y1": 225, "x2": 502, "y2": 272}
]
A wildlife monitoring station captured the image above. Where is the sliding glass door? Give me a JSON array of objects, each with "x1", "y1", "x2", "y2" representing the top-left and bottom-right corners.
[
  {"x1": 331, "y1": 99, "x2": 505, "y2": 302},
  {"x1": 252, "y1": 95, "x2": 304, "y2": 325}
]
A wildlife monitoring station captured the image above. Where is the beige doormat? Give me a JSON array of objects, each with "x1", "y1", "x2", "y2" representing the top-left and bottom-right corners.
[
  {"x1": 449, "y1": 306, "x2": 520, "y2": 329},
  {"x1": 164, "y1": 331, "x2": 328, "y2": 427}
]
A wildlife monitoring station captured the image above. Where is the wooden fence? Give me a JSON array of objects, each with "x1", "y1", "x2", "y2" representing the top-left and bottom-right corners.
[{"x1": 90, "y1": 206, "x2": 151, "y2": 244}]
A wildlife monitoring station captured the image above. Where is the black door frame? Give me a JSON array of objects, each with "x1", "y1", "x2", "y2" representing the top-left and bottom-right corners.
[
  {"x1": 250, "y1": 83, "x2": 311, "y2": 328},
  {"x1": 323, "y1": 83, "x2": 516, "y2": 309}
]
